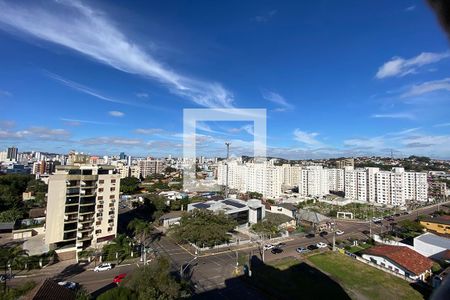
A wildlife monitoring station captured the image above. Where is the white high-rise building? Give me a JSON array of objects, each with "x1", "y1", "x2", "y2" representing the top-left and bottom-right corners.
[
  {"x1": 217, "y1": 160, "x2": 283, "y2": 199},
  {"x1": 282, "y1": 164, "x2": 301, "y2": 186},
  {"x1": 327, "y1": 168, "x2": 344, "y2": 192},
  {"x1": 299, "y1": 166, "x2": 328, "y2": 197}
]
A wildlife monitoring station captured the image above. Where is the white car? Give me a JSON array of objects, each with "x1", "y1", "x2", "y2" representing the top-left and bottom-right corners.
[
  {"x1": 316, "y1": 242, "x2": 328, "y2": 248},
  {"x1": 263, "y1": 244, "x2": 274, "y2": 251},
  {"x1": 58, "y1": 281, "x2": 78, "y2": 290},
  {"x1": 335, "y1": 230, "x2": 344, "y2": 236},
  {"x1": 94, "y1": 263, "x2": 112, "y2": 272}
]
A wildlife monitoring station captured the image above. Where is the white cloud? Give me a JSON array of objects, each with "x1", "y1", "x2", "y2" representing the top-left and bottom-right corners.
[
  {"x1": 252, "y1": 10, "x2": 277, "y2": 23},
  {"x1": 434, "y1": 123, "x2": 450, "y2": 128},
  {"x1": 261, "y1": 90, "x2": 294, "y2": 111},
  {"x1": 401, "y1": 78, "x2": 450, "y2": 97},
  {"x1": 293, "y1": 129, "x2": 322, "y2": 146},
  {"x1": 47, "y1": 72, "x2": 135, "y2": 106},
  {"x1": 0, "y1": 89, "x2": 11, "y2": 97},
  {"x1": 375, "y1": 51, "x2": 449, "y2": 79},
  {"x1": 60, "y1": 117, "x2": 115, "y2": 126},
  {"x1": 108, "y1": 110, "x2": 124, "y2": 117},
  {"x1": 0, "y1": 120, "x2": 15, "y2": 129},
  {"x1": 0, "y1": 126, "x2": 70, "y2": 140},
  {"x1": 405, "y1": 5, "x2": 416, "y2": 11},
  {"x1": 134, "y1": 128, "x2": 165, "y2": 135},
  {"x1": 136, "y1": 92, "x2": 149, "y2": 98},
  {"x1": 0, "y1": 0, "x2": 234, "y2": 108},
  {"x1": 80, "y1": 137, "x2": 142, "y2": 146},
  {"x1": 371, "y1": 112, "x2": 415, "y2": 120}
]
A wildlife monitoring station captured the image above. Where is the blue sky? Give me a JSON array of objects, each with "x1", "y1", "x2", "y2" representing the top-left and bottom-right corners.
[{"x1": 0, "y1": 0, "x2": 449, "y2": 159}]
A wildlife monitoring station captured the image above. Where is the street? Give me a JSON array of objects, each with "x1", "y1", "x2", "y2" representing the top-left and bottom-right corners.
[{"x1": 7, "y1": 201, "x2": 448, "y2": 298}]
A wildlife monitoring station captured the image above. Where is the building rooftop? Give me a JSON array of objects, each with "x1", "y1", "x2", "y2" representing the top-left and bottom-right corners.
[
  {"x1": 26, "y1": 278, "x2": 76, "y2": 300},
  {"x1": 277, "y1": 202, "x2": 298, "y2": 211},
  {"x1": 363, "y1": 245, "x2": 434, "y2": 276},
  {"x1": 421, "y1": 215, "x2": 450, "y2": 226},
  {"x1": 414, "y1": 232, "x2": 450, "y2": 249},
  {"x1": 297, "y1": 209, "x2": 329, "y2": 224}
]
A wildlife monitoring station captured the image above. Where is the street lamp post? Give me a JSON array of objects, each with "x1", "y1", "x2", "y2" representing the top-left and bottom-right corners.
[{"x1": 180, "y1": 256, "x2": 197, "y2": 277}]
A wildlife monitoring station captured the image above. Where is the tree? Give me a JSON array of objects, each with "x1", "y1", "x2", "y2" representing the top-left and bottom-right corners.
[
  {"x1": 103, "y1": 234, "x2": 132, "y2": 264},
  {"x1": 127, "y1": 257, "x2": 187, "y2": 300},
  {"x1": 128, "y1": 218, "x2": 153, "y2": 261},
  {"x1": 0, "y1": 208, "x2": 23, "y2": 222},
  {"x1": 120, "y1": 177, "x2": 141, "y2": 194},
  {"x1": 251, "y1": 220, "x2": 280, "y2": 237},
  {"x1": 0, "y1": 246, "x2": 28, "y2": 290},
  {"x1": 97, "y1": 287, "x2": 136, "y2": 300},
  {"x1": 170, "y1": 210, "x2": 237, "y2": 247}
]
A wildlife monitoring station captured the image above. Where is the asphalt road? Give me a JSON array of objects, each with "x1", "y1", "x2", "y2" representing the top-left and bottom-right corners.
[{"x1": 8, "y1": 201, "x2": 448, "y2": 298}]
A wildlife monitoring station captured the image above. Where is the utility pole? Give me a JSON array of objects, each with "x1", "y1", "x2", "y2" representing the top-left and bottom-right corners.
[{"x1": 225, "y1": 142, "x2": 231, "y2": 198}]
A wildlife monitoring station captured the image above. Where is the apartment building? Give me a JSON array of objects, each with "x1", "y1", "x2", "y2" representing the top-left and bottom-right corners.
[
  {"x1": 335, "y1": 158, "x2": 354, "y2": 169},
  {"x1": 45, "y1": 165, "x2": 120, "y2": 260},
  {"x1": 327, "y1": 168, "x2": 344, "y2": 192},
  {"x1": 138, "y1": 159, "x2": 164, "y2": 178},
  {"x1": 299, "y1": 166, "x2": 328, "y2": 197},
  {"x1": 282, "y1": 164, "x2": 301, "y2": 187},
  {"x1": 217, "y1": 160, "x2": 283, "y2": 199}
]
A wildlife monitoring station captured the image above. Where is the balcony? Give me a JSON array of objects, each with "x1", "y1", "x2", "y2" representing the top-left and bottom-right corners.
[
  {"x1": 65, "y1": 197, "x2": 79, "y2": 206},
  {"x1": 80, "y1": 198, "x2": 95, "y2": 206},
  {"x1": 63, "y1": 232, "x2": 77, "y2": 241},
  {"x1": 65, "y1": 206, "x2": 79, "y2": 214},
  {"x1": 79, "y1": 205, "x2": 95, "y2": 215},
  {"x1": 64, "y1": 215, "x2": 78, "y2": 222},
  {"x1": 64, "y1": 223, "x2": 77, "y2": 232},
  {"x1": 66, "y1": 188, "x2": 80, "y2": 196},
  {"x1": 77, "y1": 233, "x2": 93, "y2": 241},
  {"x1": 80, "y1": 175, "x2": 97, "y2": 181}
]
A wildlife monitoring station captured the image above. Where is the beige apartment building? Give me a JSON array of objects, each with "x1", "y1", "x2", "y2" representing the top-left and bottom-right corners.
[{"x1": 45, "y1": 165, "x2": 120, "y2": 260}]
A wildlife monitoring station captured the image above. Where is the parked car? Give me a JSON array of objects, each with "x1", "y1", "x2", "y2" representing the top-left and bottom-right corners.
[
  {"x1": 263, "y1": 244, "x2": 274, "y2": 251},
  {"x1": 335, "y1": 230, "x2": 344, "y2": 236},
  {"x1": 316, "y1": 242, "x2": 328, "y2": 248},
  {"x1": 362, "y1": 230, "x2": 370, "y2": 235},
  {"x1": 319, "y1": 231, "x2": 328, "y2": 237},
  {"x1": 58, "y1": 281, "x2": 78, "y2": 290},
  {"x1": 113, "y1": 273, "x2": 127, "y2": 284},
  {"x1": 271, "y1": 248, "x2": 283, "y2": 254},
  {"x1": 94, "y1": 263, "x2": 112, "y2": 272},
  {"x1": 387, "y1": 217, "x2": 395, "y2": 222},
  {"x1": 394, "y1": 213, "x2": 400, "y2": 217},
  {"x1": 402, "y1": 211, "x2": 409, "y2": 215},
  {"x1": 307, "y1": 244, "x2": 319, "y2": 251},
  {"x1": 296, "y1": 247, "x2": 310, "y2": 254},
  {"x1": 305, "y1": 233, "x2": 315, "y2": 238}
]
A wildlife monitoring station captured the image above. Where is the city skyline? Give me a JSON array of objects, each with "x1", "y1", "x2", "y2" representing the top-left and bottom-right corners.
[{"x1": 0, "y1": 1, "x2": 450, "y2": 159}]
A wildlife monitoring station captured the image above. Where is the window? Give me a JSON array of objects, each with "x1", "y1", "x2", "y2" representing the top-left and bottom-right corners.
[
  {"x1": 111, "y1": 179, "x2": 116, "y2": 184},
  {"x1": 110, "y1": 187, "x2": 115, "y2": 192},
  {"x1": 110, "y1": 195, "x2": 115, "y2": 199},
  {"x1": 98, "y1": 196, "x2": 103, "y2": 200},
  {"x1": 98, "y1": 188, "x2": 104, "y2": 193},
  {"x1": 99, "y1": 180, "x2": 104, "y2": 184}
]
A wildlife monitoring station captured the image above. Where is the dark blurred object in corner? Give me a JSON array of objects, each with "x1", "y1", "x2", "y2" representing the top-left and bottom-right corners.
[{"x1": 427, "y1": 0, "x2": 450, "y2": 40}]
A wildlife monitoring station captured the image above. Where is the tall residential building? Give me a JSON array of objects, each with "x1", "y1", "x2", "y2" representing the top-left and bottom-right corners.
[
  {"x1": 282, "y1": 164, "x2": 301, "y2": 186},
  {"x1": 7, "y1": 147, "x2": 18, "y2": 161},
  {"x1": 299, "y1": 166, "x2": 328, "y2": 197},
  {"x1": 217, "y1": 160, "x2": 283, "y2": 199},
  {"x1": 336, "y1": 158, "x2": 354, "y2": 169},
  {"x1": 139, "y1": 159, "x2": 164, "y2": 178},
  {"x1": 327, "y1": 168, "x2": 344, "y2": 192},
  {"x1": 45, "y1": 165, "x2": 120, "y2": 260},
  {"x1": 0, "y1": 151, "x2": 6, "y2": 162},
  {"x1": 344, "y1": 167, "x2": 367, "y2": 201}
]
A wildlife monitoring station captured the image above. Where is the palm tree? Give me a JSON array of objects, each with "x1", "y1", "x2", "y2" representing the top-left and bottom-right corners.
[
  {"x1": 128, "y1": 218, "x2": 153, "y2": 263},
  {"x1": 0, "y1": 245, "x2": 28, "y2": 290},
  {"x1": 109, "y1": 234, "x2": 132, "y2": 265}
]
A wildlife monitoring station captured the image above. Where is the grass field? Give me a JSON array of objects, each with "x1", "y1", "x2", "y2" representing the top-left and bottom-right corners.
[
  {"x1": 308, "y1": 252, "x2": 423, "y2": 300},
  {"x1": 245, "y1": 256, "x2": 351, "y2": 299}
]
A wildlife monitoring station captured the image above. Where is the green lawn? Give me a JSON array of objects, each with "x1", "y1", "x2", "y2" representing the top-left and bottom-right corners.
[
  {"x1": 245, "y1": 257, "x2": 351, "y2": 299},
  {"x1": 308, "y1": 252, "x2": 423, "y2": 300}
]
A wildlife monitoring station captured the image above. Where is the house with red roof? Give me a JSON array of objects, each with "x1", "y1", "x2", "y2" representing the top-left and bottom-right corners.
[{"x1": 362, "y1": 245, "x2": 434, "y2": 281}]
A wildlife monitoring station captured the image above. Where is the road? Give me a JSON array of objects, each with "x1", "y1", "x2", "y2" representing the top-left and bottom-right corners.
[{"x1": 8, "y1": 201, "x2": 448, "y2": 298}]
